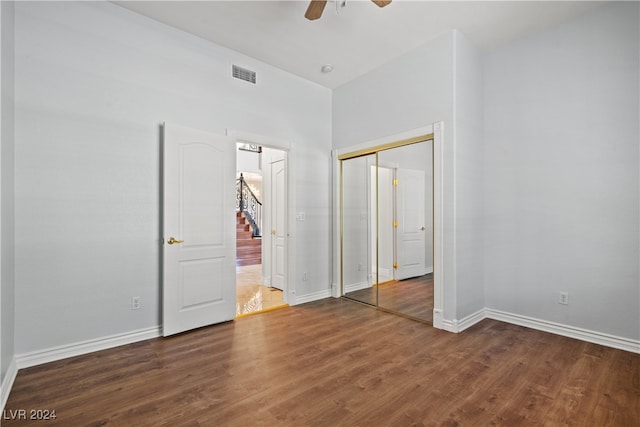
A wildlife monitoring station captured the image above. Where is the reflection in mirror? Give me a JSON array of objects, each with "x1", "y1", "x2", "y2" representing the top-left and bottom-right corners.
[
  {"x1": 342, "y1": 154, "x2": 378, "y2": 306},
  {"x1": 377, "y1": 141, "x2": 433, "y2": 321}
]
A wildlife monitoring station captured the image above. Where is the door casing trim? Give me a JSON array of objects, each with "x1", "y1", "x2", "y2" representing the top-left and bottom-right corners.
[{"x1": 227, "y1": 129, "x2": 294, "y2": 305}]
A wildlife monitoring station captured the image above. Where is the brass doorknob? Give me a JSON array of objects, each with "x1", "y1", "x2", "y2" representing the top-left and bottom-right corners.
[
  {"x1": 271, "y1": 229, "x2": 276, "y2": 235},
  {"x1": 420, "y1": 227, "x2": 426, "y2": 231},
  {"x1": 167, "y1": 237, "x2": 184, "y2": 245}
]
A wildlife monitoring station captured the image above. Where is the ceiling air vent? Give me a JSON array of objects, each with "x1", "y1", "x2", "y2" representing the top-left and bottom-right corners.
[{"x1": 232, "y1": 65, "x2": 256, "y2": 84}]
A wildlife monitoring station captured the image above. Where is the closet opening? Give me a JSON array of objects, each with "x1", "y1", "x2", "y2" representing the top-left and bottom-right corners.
[{"x1": 339, "y1": 134, "x2": 435, "y2": 323}]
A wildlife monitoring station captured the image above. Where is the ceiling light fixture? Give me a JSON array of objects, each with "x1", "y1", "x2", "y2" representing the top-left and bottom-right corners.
[
  {"x1": 321, "y1": 64, "x2": 334, "y2": 74},
  {"x1": 320, "y1": 64, "x2": 333, "y2": 74}
]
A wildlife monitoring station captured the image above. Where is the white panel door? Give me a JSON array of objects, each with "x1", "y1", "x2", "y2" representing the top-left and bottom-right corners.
[
  {"x1": 270, "y1": 159, "x2": 286, "y2": 290},
  {"x1": 163, "y1": 123, "x2": 236, "y2": 337},
  {"x1": 396, "y1": 168, "x2": 426, "y2": 280}
]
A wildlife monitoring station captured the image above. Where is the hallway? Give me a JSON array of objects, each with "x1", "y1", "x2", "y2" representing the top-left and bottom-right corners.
[{"x1": 236, "y1": 264, "x2": 286, "y2": 316}]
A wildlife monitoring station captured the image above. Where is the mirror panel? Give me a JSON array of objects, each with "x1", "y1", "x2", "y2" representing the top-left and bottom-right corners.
[
  {"x1": 340, "y1": 139, "x2": 434, "y2": 322},
  {"x1": 377, "y1": 142, "x2": 433, "y2": 322},
  {"x1": 342, "y1": 154, "x2": 377, "y2": 306}
]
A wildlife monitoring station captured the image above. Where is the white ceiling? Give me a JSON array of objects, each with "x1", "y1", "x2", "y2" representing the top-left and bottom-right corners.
[{"x1": 114, "y1": 0, "x2": 606, "y2": 89}]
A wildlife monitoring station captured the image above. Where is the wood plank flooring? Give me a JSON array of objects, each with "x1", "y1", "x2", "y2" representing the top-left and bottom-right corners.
[
  {"x1": 346, "y1": 274, "x2": 433, "y2": 321},
  {"x1": 4, "y1": 298, "x2": 639, "y2": 426}
]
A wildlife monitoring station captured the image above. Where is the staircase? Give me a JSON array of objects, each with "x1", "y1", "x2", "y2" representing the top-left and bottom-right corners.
[{"x1": 236, "y1": 211, "x2": 262, "y2": 266}]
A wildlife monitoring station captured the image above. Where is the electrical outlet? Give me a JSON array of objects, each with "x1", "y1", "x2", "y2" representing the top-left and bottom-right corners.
[
  {"x1": 559, "y1": 292, "x2": 569, "y2": 305},
  {"x1": 132, "y1": 296, "x2": 141, "y2": 310}
]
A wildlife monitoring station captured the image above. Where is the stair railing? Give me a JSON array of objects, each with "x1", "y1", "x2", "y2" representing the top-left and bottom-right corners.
[{"x1": 236, "y1": 173, "x2": 262, "y2": 237}]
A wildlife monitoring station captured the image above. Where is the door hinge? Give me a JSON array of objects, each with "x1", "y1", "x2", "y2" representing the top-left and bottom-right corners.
[
  {"x1": 393, "y1": 221, "x2": 398, "y2": 228},
  {"x1": 393, "y1": 262, "x2": 398, "y2": 269},
  {"x1": 392, "y1": 179, "x2": 398, "y2": 186}
]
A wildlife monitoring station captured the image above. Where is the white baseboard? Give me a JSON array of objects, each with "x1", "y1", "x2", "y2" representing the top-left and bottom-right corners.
[
  {"x1": 343, "y1": 281, "x2": 370, "y2": 293},
  {"x1": 432, "y1": 308, "x2": 639, "y2": 354},
  {"x1": 440, "y1": 318, "x2": 457, "y2": 333},
  {"x1": 432, "y1": 308, "x2": 483, "y2": 333},
  {"x1": 432, "y1": 308, "x2": 444, "y2": 330},
  {"x1": 331, "y1": 282, "x2": 340, "y2": 298},
  {"x1": 456, "y1": 309, "x2": 486, "y2": 332},
  {"x1": 1, "y1": 357, "x2": 17, "y2": 411},
  {"x1": 16, "y1": 326, "x2": 161, "y2": 370},
  {"x1": 485, "y1": 309, "x2": 640, "y2": 354},
  {"x1": 294, "y1": 289, "x2": 333, "y2": 305}
]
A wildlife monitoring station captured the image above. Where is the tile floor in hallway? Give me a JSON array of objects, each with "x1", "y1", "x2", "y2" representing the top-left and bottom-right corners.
[{"x1": 236, "y1": 264, "x2": 286, "y2": 316}]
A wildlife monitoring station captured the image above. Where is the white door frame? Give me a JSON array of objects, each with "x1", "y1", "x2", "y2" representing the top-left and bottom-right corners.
[
  {"x1": 332, "y1": 123, "x2": 444, "y2": 328},
  {"x1": 227, "y1": 129, "x2": 294, "y2": 305}
]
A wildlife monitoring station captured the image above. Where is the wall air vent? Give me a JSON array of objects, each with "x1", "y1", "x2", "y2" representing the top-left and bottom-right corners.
[{"x1": 232, "y1": 65, "x2": 256, "y2": 84}]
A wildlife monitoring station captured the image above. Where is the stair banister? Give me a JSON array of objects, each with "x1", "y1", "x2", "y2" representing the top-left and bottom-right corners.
[{"x1": 235, "y1": 173, "x2": 262, "y2": 237}]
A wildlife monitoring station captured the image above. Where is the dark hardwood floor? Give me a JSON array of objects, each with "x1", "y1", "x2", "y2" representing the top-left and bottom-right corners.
[
  {"x1": 4, "y1": 298, "x2": 639, "y2": 426},
  {"x1": 346, "y1": 274, "x2": 433, "y2": 321}
]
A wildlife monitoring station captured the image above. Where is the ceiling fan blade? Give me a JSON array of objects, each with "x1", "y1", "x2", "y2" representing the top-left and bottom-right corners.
[
  {"x1": 371, "y1": 0, "x2": 392, "y2": 7},
  {"x1": 305, "y1": 0, "x2": 327, "y2": 20}
]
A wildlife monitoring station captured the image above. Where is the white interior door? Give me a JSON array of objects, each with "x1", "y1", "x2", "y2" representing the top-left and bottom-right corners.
[
  {"x1": 396, "y1": 168, "x2": 426, "y2": 280},
  {"x1": 270, "y1": 159, "x2": 286, "y2": 290},
  {"x1": 162, "y1": 123, "x2": 236, "y2": 337}
]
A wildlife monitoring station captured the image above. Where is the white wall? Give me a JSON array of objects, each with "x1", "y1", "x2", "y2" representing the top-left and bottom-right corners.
[
  {"x1": 484, "y1": 2, "x2": 639, "y2": 340},
  {"x1": 333, "y1": 32, "x2": 456, "y2": 320},
  {"x1": 1, "y1": 0, "x2": 16, "y2": 386},
  {"x1": 14, "y1": 2, "x2": 331, "y2": 355},
  {"x1": 236, "y1": 147, "x2": 261, "y2": 175},
  {"x1": 332, "y1": 32, "x2": 454, "y2": 151},
  {"x1": 333, "y1": 30, "x2": 484, "y2": 325},
  {"x1": 453, "y1": 31, "x2": 484, "y2": 320}
]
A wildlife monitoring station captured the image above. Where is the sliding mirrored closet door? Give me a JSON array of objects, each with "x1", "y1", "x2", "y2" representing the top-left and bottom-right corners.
[
  {"x1": 341, "y1": 137, "x2": 434, "y2": 323},
  {"x1": 376, "y1": 142, "x2": 433, "y2": 321},
  {"x1": 342, "y1": 153, "x2": 378, "y2": 306}
]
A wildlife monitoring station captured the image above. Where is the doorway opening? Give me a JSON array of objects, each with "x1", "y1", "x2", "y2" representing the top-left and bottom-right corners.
[{"x1": 235, "y1": 142, "x2": 288, "y2": 317}]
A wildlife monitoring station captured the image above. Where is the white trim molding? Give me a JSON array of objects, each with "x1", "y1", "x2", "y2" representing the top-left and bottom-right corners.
[
  {"x1": 225, "y1": 129, "x2": 291, "y2": 152},
  {"x1": 331, "y1": 282, "x2": 340, "y2": 298},
  {"x1": 344, "y1": 281, "x2": 370, "y2": 294},
  {"x1": 485, "y1": 309, "x2": 640, "y2": 354},
  {"x1": 439, "y1": 318, "x2": 458, "y2": 333},
  {"x1": 434, "y1": 309, "x2": 484, "y2": 333},
  {"x1": 431, "y1": 122, "x2": 445, "y2": 331},
  {"x1": 432, "y1": 308, "x2": 444, "y2": 330},
  {"x1": 438, "y1": 307, "x2": 640, "y2": 354},
  {"x1": 295, "y1": 289, "x2": 332, "y2": 305},
  {"x1": 1, "y1": 357, "x2": 17, "y2": 411},
  {"x1": 16, "y1": 326, "x2": 161, "y2": 370},
  {"x1": 457, "y1": 309, "x2": 486, "y2": 332},
  {"x1": 226, "y1": 128, "x2": 296, "y2": 308}
]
